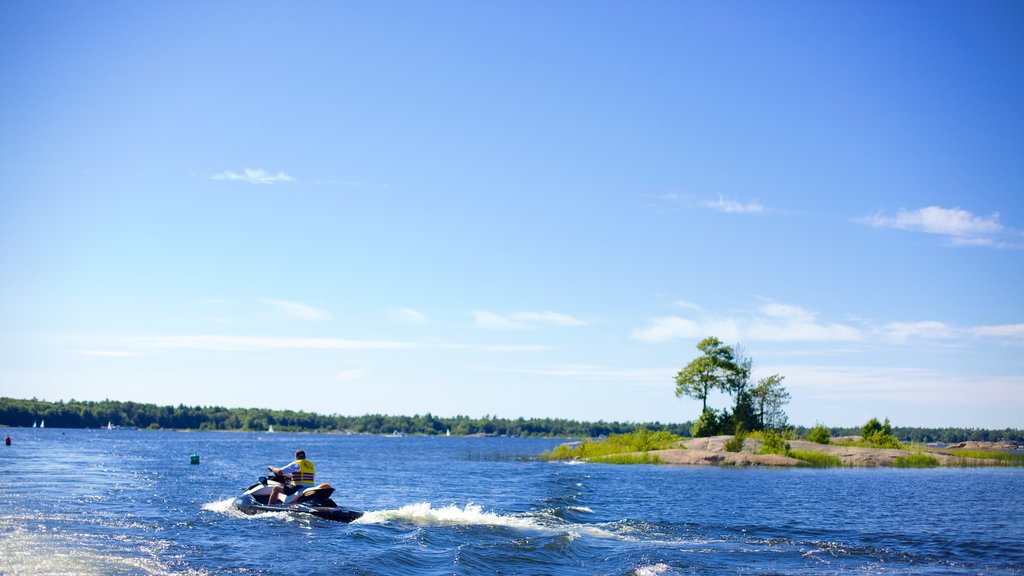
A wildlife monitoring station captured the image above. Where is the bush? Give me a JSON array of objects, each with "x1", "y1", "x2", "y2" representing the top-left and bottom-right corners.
[
  {"x1": 690, "y1": 409, "x2": 726, "y2": 438},
  {"x1": 724, "y1": 425, "x2": 746, "y2": 452},
  {"x1": 758, "y1": 429, "x2": 790, "y2": 456},
  {"x1": 861, "y1": 417, "x2": 902, "y2": 449},
  {"x1": 806, "y1": 424, "x2": 830, "y2": 445}
]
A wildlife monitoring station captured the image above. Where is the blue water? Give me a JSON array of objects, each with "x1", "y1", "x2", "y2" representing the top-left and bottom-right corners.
[{"x1": 2, "y1": 429, "x2": 1022, "y2": 575}]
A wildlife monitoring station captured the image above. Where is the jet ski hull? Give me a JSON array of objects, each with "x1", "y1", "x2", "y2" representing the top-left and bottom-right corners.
[{"x1": 232, "y1": 494, "x2": 363, "y2": 522}]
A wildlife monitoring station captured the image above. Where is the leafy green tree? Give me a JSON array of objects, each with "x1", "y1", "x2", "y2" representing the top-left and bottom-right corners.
[
  {"x1": 749, "y1": 374, "x2": 790, "y2": 431},
  {"x1": 675, "y1": 337, "x2": 742, "y2": 412}
]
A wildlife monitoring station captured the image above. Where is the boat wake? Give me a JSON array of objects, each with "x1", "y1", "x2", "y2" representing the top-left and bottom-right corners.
[{"x1": 355, "y1": 502, "x2": 620, "y2": 539}]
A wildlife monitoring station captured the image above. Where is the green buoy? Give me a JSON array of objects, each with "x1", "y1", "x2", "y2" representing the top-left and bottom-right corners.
[{"x1": 189, "y1": 452, "x2": 200, "y2": 465}]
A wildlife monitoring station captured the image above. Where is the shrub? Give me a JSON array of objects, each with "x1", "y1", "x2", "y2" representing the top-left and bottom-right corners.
[
  {"x1": 758, "y1": 429, "x2": 790, "y2": 456},
  {"x1": 690, "y1": 409, "x2": 726, "y2": 438},
  {"x1": 789, "y1": 450, "x2": 842, "y2": 467},
  {"x1": 806, "y1": 424, "x2": 830, "y2": 444},
  {"x1": 861, "y1": 417, "x2": 902, "y2": 449},
  {"x1": 724, "y1": 425, "x2": 746, "y2": 452}
]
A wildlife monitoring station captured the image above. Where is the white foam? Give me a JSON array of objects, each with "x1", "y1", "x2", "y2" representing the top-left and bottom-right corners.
[
  {"x1": 634, "y1": 563, "x2": 672, "y2": 576},
  {"x1": 353, "y1": 502, "x2": 622, "y2": 540},
  {"x1": 201, "y1": 498, "x2": 237, "y2": 514},
  {"x1": 354, "y1": 502, "x2": 543, "y2": 531},
  {"x1": 0, "y1": 519, "x2": 207, "y2": 576}
]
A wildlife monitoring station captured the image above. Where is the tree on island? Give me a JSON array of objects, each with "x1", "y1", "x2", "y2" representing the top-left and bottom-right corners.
[
  {"x1": 749, "y1": 374, "x2": 790, "y2": 431},
  {"x1": 674, "y1": 337, "x2": 742, "y2": 413},
  {"x1": 675, "y1": 337, "x2": 790, "y2": 436}
]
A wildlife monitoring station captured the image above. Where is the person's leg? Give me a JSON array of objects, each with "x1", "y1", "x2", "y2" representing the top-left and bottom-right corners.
[{"x1": 267, "y1": 486, "x2": 281, "y2": 506}]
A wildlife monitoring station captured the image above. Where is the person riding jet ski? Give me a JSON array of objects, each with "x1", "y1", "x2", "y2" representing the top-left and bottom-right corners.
[{"x1": 266, "y1": 449, "x2": 315, "y2": 506}]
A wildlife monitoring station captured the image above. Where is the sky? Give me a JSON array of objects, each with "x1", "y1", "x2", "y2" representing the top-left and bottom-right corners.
[{"x1": 1, "y1": 1, "x2": 1022, "y2": 428}]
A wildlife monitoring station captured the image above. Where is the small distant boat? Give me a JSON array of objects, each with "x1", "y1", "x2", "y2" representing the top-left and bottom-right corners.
[
  {"x1": 32, "y1": 420, "x2": 37, "y2": 428},
  {"x1": 268, "y1": 425, "x2": 275, "y2": 433},
  {"x1": 446, "y1": 429, "x2": 451, "y2": 437},
  {"x1": 107, "y1": 421, "x2": 114, "y2": 430},
  {"x1": 40, "y1": 420, "x2": 45, "y2": 429},
  {"x1": 390, "y1": 430, "x2": 403, "y2": 438}
]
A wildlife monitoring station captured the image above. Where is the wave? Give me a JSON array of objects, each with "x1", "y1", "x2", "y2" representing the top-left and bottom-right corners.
[{"x1": 354, "y1": 502, "x2": 621, "y2": 540}]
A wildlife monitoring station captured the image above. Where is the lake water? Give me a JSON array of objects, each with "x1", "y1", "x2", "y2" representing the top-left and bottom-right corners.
[{"x1": 1, "y1": 429, "x2": 1022, "y2": 575}]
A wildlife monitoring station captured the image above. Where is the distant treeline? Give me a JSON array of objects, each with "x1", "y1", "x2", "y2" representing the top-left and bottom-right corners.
[
  {"x1": 0, "y1": 397, "x2": 691, "y2": 438},
  {"x1": 2, "y1": 397, "x2": 1021, "y2": 443},
  {"x1": 791, "y1": 425, "x2": 1024, "y2": 444}
]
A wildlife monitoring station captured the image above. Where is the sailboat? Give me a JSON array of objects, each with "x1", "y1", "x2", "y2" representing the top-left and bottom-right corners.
[
  {"x1": 267, "y1": 425, "x2": 275, "y2": 433},
  {"x1": 107, "y1": 421, "x2": 114, "y2": 430},
  {"x1": 40, "y1": 420, "x2": 45, "y2": 428},
  {"x1": 32, "y1": 420, "x2": 37, "y2": 428}
]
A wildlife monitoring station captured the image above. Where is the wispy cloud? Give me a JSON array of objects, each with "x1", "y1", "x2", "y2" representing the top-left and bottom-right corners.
[
  {"x1": 336, "y1": 369, "x2": 367, "y2": 382},
  {"x1": 648, "y1": 193, "x2": 770, "y2": 214},
  {"x1": 474, "y1": 310, "x2": 586, "y2": 330},
  {"x1": 491, "y1": 363, "x2": 669, "y2": 383},
  {"x1": 969, "y1": 323, "x2": 1024, "y2": 346},
  {"x1": 877, "y1": 321, "x2": 957, "y2": 344},
  {"x1": 704, "y1": 195, "x2": 765, "y2": 214},
  {"x1": 212, "y1": 168, "x2": 293, "y2": 185},
  {"x1": 264, "y1": 299, "x2": 332, "y2": 321},
  {"x1": 631, "y1": 300, "x2": 861, "y2": 343},
  {"x1": 76, "y1": 350, "x2": 142, "y2": 357},
  {"x1": 633, "y1": 299, "x2": 1024, "y2": 347},
  {"x1": 856, "y1": 205, "x2": 1017, "y2": 248},
  {"x1": 389, "y1": 308, "x2": 428, "y2": 324},
  {"x1": 139, "y1": 335, "x2": 414, "y2": 351}
]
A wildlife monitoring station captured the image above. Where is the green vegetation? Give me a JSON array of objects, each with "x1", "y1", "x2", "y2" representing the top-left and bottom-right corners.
[
  {"x1": 936, "y1": 450, "x2": 1024, "y2": 465},
  {"x1": 806, "y1": 423, "x2": 831, "y2": 445},
  {"x1": 758, "y1": 429, "x2": 791, "y2": 456},
  {"x1": 789, "y1": 450, "x2": 842, "y2": 467},
  {"x1": 724, "y1": 426, "x2": 746, "y2": 452},
  {"x1": 893, "y1": 454, "x2": 941, "y2": 468},
  {"x1": 589, "y1": 453, "x2": 664, "y2": 465},
  {"x1": 860, "y1": 418, "x2": 903, "y2": 449},
  {"x1": 675, "y1": 337, "x2": 789, "y2": 437},
  {"x1": 542, "y1": 429, "x2": 683, "y2": 461},
  {"x1": 0, "y1": 397, "x2": 694, "y2": 437}
]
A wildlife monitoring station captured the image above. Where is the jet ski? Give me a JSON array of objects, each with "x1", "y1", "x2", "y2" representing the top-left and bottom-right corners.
[{"x1": 232, "y1": 470, "x2": 363, "y2": 522}]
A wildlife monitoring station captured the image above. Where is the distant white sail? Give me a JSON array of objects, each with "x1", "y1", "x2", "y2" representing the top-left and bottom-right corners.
[{"x1": 268, "y1": 425, "x2": 275, "y2": 433}]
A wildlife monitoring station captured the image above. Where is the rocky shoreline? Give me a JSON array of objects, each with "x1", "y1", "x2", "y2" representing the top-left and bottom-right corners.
[{"x1": 617, "y1": 436, "x2": 1022, "y2": 467}]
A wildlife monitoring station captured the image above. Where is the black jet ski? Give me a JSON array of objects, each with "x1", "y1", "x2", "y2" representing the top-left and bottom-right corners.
[{"x1": 232, "y1": 471, "x2": 363, "y2": 522}]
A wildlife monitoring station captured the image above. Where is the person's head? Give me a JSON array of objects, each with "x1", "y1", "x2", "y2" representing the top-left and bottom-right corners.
[{"x1": 295, "y1": 450, "x2": 306, "y2": 460}]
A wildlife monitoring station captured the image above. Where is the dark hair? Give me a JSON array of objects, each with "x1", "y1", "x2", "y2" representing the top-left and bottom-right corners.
[{"x1": 295, "y1": 450, "x2": 306, "y2": 459}]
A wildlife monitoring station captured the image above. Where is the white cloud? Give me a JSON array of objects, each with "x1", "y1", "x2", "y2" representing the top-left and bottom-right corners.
[
  {"x1": 389, "y1": 308, "x2": 428, "y2": 324},
  {"x1": 632, "y1": 300, "x2": 860, "y2": 343},
  {"x1": 704, "y1": 195, "x2": 765, "y2": 214},
  {"x1": 878, "y1": 321, "x2": 957, "y2": 343},
  {"x1": 336, "y1": 369, "x2": 367, "y2": 382},
  {"x1": 489, "y1": 363, "x2": 669, "y2": 383},
  {"x1": 856, "y1": 206, "x2": 1011, "y2": 247},
  {"x1": 264, "y1": 299, "x2": 332, "y2": 321},
  {"x1": 474, "y1": 310, "x2": 585, "y2": 330},
  {"x1": 212, "y1": 168, "x2": 293, "y2": 185},
  {"x1": 138, "y1": 335, "x2": 415, "y2": 351},
  {"x1": 969, "y1": 323, "x2": 1024, "y2": 343}
]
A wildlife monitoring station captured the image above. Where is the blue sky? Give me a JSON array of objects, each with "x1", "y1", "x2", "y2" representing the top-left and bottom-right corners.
[{"x1": 2, "y1": 1, "x2": 1022, "y2": 428}]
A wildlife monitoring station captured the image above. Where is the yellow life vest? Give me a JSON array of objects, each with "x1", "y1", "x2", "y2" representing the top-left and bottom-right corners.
[{"x1": 292, "y1": 459, "x2": 315, "y2": 485}]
